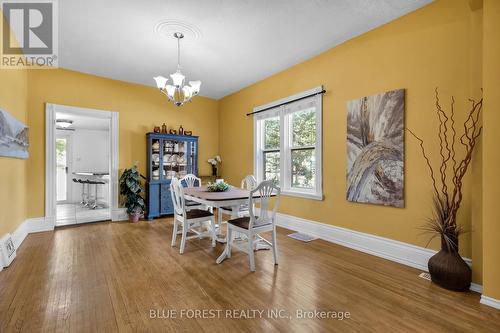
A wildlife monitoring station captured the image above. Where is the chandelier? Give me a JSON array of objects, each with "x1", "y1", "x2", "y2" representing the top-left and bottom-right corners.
[{"x1": 154, "y1": 32, "x2": 201, "y2": 107}]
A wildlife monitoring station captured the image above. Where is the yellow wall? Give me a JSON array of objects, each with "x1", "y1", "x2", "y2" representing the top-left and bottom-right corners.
[
  {"x1": 0, "y1": 70, "x2": 28, "y2": 236},
  {"x1": 482, "y1": 0, "x2": 500, "y2": 300},
  {"x1": 0, "y1": 11, "x2": 29, "y2": 236},
  {"x1": 469, "y1": 4, "x2": 484, "y2": 291},
  {"x1": 26, "y1": 69, "x2": 219, "y2": 218},
  {"x1": 219, "y1": 0, "x2": 483, "y2": 281}
]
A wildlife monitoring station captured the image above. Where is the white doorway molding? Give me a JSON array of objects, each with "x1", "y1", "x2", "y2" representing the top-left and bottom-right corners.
[{"x1": 45, "y1": 103, "x2": 121, "y2": 226}]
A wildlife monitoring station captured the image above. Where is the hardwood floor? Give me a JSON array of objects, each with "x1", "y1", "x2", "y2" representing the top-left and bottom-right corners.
[
  {"x1": 56, "y1": 203, "x2": 110, "y2": 226},
  {"x1": 1, "y1": 218, "x2": 499, "y2": 332}
]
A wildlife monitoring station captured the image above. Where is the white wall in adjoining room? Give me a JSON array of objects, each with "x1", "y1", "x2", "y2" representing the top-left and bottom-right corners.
[
  {"x1": 70, "y1": 128, "x2": 110, "y2": 205},
  {"x1": 72, "y1": 129, "x2": 109, "y2": 173}
]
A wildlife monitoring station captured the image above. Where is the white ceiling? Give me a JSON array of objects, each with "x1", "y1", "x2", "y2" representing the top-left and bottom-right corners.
[
  {"x1": 59, "y1": 0, "x2": 433, "y2": 99},
  {"x1": 56, "y1": 112, "x2": 109, "y2": 131}
]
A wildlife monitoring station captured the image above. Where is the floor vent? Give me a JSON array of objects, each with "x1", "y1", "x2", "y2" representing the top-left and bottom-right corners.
[
  {"x1": 0, "y1": 233, "x2": 17, "y2": 268},
  {"x1": 419, "y1": 272, "x2": 431, "y2": 281},
  {"x1": 288, "y1": 232, "x2": 318, "y2": 242}
]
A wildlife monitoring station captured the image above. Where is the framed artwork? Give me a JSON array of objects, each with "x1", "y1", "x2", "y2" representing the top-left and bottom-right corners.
[
  {"x1": 0, "y1": 108, "x2": 29, "y2": 159},
  {"x1": 346, "y1": 89, "x2": 405, "y2": 208}
]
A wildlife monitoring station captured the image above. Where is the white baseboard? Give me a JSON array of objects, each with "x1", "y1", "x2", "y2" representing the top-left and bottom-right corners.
[
  {"x1": 470, "y1": 283, "x2": 483, "y2": 294},
  {"x1": 112, "y1": 208, "x2": 128, "y2": 221},
  {"x1": 274, "y1": 212, "x2": 483, "y2": 293},
  {"x1": 9, "y1": 209, "x2": 124, "y2": 252},
  {"x1": 480, "y1": 295, "x2": 500, "y2": 310},
  {"x1": 4, "y1": 210, "x2": 488, "y2": 301},
  {"x1": 11, "y1": 217, "x2": 55, "y2": 253}
]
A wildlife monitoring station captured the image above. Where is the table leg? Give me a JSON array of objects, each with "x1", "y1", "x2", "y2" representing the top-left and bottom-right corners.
[
  {"x1": 216, "y1": 216, "x2": 230, "y2": 264},
  {"x1": 231, "y1": 206, "x2": 246, "y2": 241},
  {"x1": 216, "y1": 206, "x2": 240, "y2": 264},
  {"x1": 216, "y1": 246, "x2": 228, "y2": 264},
  {"x1": 216, "y1": 208, "x2": 227, "y2": 243},
  {"x1": 255, "y1": 235, "x2": 271, "y2": 250}
]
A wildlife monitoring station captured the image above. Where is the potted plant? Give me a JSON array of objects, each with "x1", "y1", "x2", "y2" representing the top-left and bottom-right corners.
[
  {"x1": 408, "y1": 89, "x2": 482, "y2": 291},
  {"x1": 119, "y1": 163, "x2": 146, "y2": 223},
  {"x1": 207, "y1": 155, "x2": 221, "y2": 176}
]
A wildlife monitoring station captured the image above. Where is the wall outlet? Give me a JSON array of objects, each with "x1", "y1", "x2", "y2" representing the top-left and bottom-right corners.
[{"x1": 0, "y1": 233, "x2": 16, "y2": 268}]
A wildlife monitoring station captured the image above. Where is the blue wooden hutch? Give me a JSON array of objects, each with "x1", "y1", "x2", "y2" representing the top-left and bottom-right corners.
[{"x1": 146, "y1": 132, "x2": 199, "y2": 220}]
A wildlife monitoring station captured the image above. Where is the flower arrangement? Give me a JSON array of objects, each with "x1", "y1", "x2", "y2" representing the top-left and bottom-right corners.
[
  {"x1": 207, "y1": 155, "x2": 221, "y2": 176},
  {"x1": 207, "y1": 155, "x2": 221, "y2": 166},
  {"x1": 206, "y1": 181, "x2": 230, "y2": 192}
]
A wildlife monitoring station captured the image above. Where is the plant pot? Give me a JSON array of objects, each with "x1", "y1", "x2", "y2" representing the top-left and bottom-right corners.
[
  {"x1": 129, "y1": 213, "x2": 140, "y2": 223},
  {"x1": 428, "y1": 236, "x2": 471, "y2": 291}
]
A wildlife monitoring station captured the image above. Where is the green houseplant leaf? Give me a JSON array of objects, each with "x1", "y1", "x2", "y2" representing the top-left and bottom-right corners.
[
  {"x1": 119, "y1": 163, "x2": 146, "y2": 215},
  {"x1": 206, "y1": 181, "x2": 230, "y2": 192}
]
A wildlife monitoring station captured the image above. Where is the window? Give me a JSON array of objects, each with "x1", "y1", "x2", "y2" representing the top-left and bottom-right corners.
[{"x1": 254, "y1": 87, "x2": 323, "y2": 200}]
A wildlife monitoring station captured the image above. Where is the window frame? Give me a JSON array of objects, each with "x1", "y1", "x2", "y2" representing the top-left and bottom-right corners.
[{"x1": 253, "y1": 86, "x2": 323, "y2": 200}]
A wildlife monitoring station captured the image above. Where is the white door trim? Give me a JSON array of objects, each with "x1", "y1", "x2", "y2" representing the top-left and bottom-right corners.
[
  {"x1": 55, "y1": 131, "x2": 73, "y2": 203},
  {"x1": 45, "y1": 103, "x2": 120, "y2": 225}
]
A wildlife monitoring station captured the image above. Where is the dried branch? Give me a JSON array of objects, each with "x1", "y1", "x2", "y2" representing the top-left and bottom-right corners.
[
  {"x1": 435, "y1": 88, "x2": 451, "y2": 207},
  {"x1": 408, "y1": 89, "x2": 482, "y2": 246},
  {"x1": 406, "y1": 128, "x2": 440, "y2": 199}
]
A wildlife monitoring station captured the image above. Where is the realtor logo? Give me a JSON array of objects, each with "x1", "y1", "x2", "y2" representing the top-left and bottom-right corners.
[{"x1": 1, "y1": 0, "x2": 58, "y2": 68}]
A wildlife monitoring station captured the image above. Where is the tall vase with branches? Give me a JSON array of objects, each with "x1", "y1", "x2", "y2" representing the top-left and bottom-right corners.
[{"x1": 407, "y1": 88, "x2": 482, "y2": 291}]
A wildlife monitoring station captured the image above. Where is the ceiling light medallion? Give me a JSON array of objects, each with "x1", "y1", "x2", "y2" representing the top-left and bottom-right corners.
[{"x1": 154, "y1": 32, "x2": 201, "y2": 107}]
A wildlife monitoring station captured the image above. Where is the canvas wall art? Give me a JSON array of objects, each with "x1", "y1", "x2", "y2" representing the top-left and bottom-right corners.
[
  {"x1": 346, "y1": 89, "x2": 404, "y2": 208},
  {"x1": 0, "y1": 109, "x2": 29, "y2": 159}
]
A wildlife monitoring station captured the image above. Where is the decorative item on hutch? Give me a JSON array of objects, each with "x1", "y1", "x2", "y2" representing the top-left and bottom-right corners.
[
  {"x1": 161, "y1": 123, "x2": 167, "y2": 133},
  {"x1": 146, "y1": 132, "x2": 199, "y2": 220}
]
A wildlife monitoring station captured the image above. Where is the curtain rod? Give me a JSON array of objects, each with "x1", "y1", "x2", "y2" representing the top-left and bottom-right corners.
[{"x1": 246, "y1": 89, "x2": 326, "y2": 116}]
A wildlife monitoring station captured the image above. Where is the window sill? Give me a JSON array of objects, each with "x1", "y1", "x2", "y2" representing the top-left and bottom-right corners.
[{"x1": 281, "y1": 190, "x2": 323, "y2": 201}]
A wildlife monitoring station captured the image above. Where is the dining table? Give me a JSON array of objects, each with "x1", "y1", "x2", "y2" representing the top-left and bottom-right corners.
[{"x1": 183, "y1": 185, "x2": 275, "y2": 264}]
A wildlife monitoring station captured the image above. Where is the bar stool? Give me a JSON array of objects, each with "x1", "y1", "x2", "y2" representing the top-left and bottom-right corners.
[
  {"x1": 88, "y1": 180, "x2": 106, "y2": 209},
  {"x1": 75, "y1": 178, "x2": 89, "y2": 206}
]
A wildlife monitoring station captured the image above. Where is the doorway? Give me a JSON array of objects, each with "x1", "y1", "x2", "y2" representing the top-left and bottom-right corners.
[
  {"x1": 45, "y1": 104, "x2": 120, "y2": 227},
  {"x1": 56, "y1": 134, "x2": 72, "y2": 203}
]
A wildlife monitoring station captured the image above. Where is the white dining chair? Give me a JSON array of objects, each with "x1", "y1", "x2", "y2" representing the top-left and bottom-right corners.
[
  {"x1": 170, "y1": 178, "x2": 217, "y2": 254},
  {"x1": 225, "y1": 180, "x2": 280, "y2": 271},
  {"x1": 181, "y1": 174, "x2": 211, "y2": 212},
  {"x1": 217, "y1": 175, "x2": 257, "y2": 232}
]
